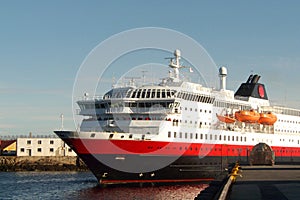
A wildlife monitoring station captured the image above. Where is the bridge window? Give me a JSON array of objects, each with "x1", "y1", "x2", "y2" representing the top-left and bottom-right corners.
[
  {"x1": 162, "y1": 89, "x2": 166, "y2": 98},
  {"x1": 151, "y1": 89, "x2": 156, "y2": 98},
  {"x1": 157, "y1": 89, "x2": 160, "y2": 98},
  {"x1": 137, "y1": 89, "x2": 142, "y2": 98},
  {"x1": 146, "y1": 90, "x2": 151, "y2": 98},
  {"x1": 141, "y1": 89, "x2": 146, "y2": 98}
]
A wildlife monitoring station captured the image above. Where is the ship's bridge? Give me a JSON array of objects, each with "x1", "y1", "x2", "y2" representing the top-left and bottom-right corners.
[
  {"x1": 77, "y1": 85, "x2": 180, "y2": 116},
  {"x1": 103, "y1": 87, "x2": 135, "y2": 99},
  {"x1": 102, "y1": 86, "x2": 176, "y2": 100}
]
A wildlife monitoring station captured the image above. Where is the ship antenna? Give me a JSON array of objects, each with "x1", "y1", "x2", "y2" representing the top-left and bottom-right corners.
[
  {"x1": 124, "y1": 76, "x2": 141, "y2": 87},
  {"x1": 141, "y1": 70, "x2": 148, "y2": 85},
  {"x1": 60, "y1": 114, "x2": 64, "y2": 130},
  {"x1": 112, "y1": 73, "x2": 116, "y2": 88}
]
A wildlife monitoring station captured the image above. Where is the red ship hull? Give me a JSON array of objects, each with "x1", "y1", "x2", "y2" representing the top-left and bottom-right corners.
[{"x1": 55, "y1": 131, "x2": 300, "y2": 184}]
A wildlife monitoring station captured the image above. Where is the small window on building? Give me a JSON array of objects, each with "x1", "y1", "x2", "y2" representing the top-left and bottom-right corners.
[
  {"x1": 37, "y1": 148, "x2": 42, "y2": 152},
  {"x1": 50, "y1": 148, "x2": 54, "y2": 152},
  {"x1": 38, "y1": 140, "x2": 42, "y2": 144},
  {"x1": 174, "y1": 132, "x2": 177, "y2": 138},
  {"x1": 27, "y1": 140, "x2": 31, "y2": 145},
  {"x1": 168, "y1": 131, "x2": 171, "y2": 138},
  {"x1": 50, "y1": 140, "x2": 54, "y2": 145},
  {"x1": 21, "y1": 148, "x2": 25, "y2": 152},
  {"x1": 68, "y1": 148, "x2": 72, "y2": 152}
]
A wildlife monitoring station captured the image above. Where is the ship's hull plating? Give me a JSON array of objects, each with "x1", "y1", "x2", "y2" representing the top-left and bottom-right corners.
[{"x1": 80, "y1": 154, "x2": 224, "y2": 184}]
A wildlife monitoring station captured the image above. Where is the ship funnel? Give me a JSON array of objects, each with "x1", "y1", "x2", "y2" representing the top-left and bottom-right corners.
[{"x1": 219, "y1": 66, "x2": 227, "y2": 90}]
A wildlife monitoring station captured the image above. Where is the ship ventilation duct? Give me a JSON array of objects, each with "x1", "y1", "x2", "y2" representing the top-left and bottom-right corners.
[
  {"x1": 219, "y1": 66, "x2": 227, "y2": 90},
  {"x1": 246, "y1": 74, "x2": 253, "y2": 83},
  {"x1": 251, "y1": 75, "x2": 261, "y2": 84}
]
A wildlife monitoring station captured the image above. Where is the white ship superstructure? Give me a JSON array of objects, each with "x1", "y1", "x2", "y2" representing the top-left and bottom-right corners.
[{"x1": 55, "y1": 50, "x2": 300, "y2": 184}]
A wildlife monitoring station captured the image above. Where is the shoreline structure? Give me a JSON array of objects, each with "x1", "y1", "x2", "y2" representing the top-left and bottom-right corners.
[{"x1": 0, "y1": 156, "x2": 88, "y2": 172}]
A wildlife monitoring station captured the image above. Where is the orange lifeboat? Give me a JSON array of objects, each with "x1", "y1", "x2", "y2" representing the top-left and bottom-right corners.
[
  {"x1": 216, "y1": 114, "x2": 236, "y2": 123},
  {"x1": 258, "y1": 112, "x2": 277, "y2": 125},
  {"x1": 235, "y1": 110, "x2": 260, "y2": 123}
]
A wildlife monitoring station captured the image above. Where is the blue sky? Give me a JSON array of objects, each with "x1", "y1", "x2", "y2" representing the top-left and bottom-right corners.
[{"x1": 1, "y1": 1, "x2": 300, "y2": 136}]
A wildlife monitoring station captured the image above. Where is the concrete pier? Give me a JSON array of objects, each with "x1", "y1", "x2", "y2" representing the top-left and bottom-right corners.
[
  {"x1": 228, "y1": 165, "x2": 300, "y2": 200},
  {"x1": 196, "y1": 165, "x2": 300, "y2": 200}
]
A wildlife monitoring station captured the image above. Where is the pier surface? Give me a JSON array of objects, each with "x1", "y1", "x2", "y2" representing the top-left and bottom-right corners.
[{"x1": 228, "y1": 165, "x2": 300, "y2": 200}]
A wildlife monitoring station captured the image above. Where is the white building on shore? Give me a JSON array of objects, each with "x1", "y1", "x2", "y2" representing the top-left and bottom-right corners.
[{"x1": 17, "y1": 137, "x2": 76, "y2": 156}]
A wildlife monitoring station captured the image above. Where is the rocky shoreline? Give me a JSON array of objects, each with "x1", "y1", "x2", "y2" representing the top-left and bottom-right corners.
[{"x1": 0, "y1": 156, "x2": 88, "y2": 172}]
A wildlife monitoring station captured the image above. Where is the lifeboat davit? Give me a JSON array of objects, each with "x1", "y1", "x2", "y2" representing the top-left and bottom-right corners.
[
  {"x1": 258, "y1": 112, "x2": 277, "y2": 125},
  {"x1": 216, "y1": 114, "x2": 236, "y2": 123},
  {"x1": 235, "y1": 110, "x2": 260, "y2": 123}
]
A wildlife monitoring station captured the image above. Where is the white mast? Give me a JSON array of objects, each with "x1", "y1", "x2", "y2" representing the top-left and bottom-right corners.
[{"x1": 168, "y1": 49, "x2": 181, "y2": 80}]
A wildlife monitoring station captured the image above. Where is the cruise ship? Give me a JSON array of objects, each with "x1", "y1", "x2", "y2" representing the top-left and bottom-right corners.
[{"x1": 55, "y1": 50, "x2": 300, "y2": 184}]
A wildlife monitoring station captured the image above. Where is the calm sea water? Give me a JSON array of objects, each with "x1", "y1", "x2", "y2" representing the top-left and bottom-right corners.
[{"x1": 0, "y1": 172, "x2": 208, "y2": 200}]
